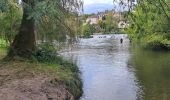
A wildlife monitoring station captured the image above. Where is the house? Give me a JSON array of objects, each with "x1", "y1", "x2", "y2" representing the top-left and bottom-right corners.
[
  {"x1": 85, "y1": 10, "x2": 127, "y2": 30},
  {"x1": 118, "y1": 20, "x2": 129, "y2": 29},
  {"x1": 112, "y1": 12, "x2": 122, "y2": 21},
  {"x1": 86, "y1": 16, "x2": 98, "y2": 24},
  {"x1": 97, "y1": 12, "x2": 106, "y2": 21}
]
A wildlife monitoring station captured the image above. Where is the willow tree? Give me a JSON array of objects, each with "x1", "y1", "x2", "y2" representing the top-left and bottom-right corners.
[
  {"x1": 0, "y1": 0, "x2": 22, "y2": 46},
  {"x1": 0, "y1": 0, "x2": 83, "y2": 59},
  {"x1": 114, "y1": 0, "x2": 170, "y2": 49}
]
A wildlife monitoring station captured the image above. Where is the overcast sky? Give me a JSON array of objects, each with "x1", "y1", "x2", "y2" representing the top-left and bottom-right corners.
[
  {"x1": 84, "y1": 0, "x2": 113, "y2": 5},
  {"x1": 83, "y1": 0, "x2": 114, "y2": 14}
]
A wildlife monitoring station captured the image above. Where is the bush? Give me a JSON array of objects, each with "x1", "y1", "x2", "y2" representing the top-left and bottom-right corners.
[
  {"x1": 34, "y1": 43, "x2": 63, "y2": 64},
  {"x1": 0, "y1": 38, "x2": 8, "y2": 48},
  {"x1": 82, "y1": 24, "x2": 95, "y2": 38},
  {"x1": 144, "y1": 34, "x2": 170, "y2": 50},
  {"x1": 34, "y1": 43, "x2": 80, "y2": 71},
  {"x1": 34, "y1": 43, "x2": 83, "y2": 99}
]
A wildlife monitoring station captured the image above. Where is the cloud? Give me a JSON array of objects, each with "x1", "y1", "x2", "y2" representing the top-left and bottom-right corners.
[
  {"x1": 83, "y1": 0, "x2": 114, "y2": 14},
  {"x1": 83, "y1": 0, "x2": 130, "y2": 14},
  {"x1": 84, "y1": 0, "x2": 113, "y2": 5},
  {"x1": 84, "y1": 3, "x2": 113, "y2": 14}
]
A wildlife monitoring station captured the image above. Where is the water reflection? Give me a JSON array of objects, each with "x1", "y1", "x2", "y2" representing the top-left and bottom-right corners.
[
  {"x1": 130, "y1": 47, "x2": 170, "y2": 100},
  {"x1": 61, "y1": 34, "x2": 142, "y2": 100}
]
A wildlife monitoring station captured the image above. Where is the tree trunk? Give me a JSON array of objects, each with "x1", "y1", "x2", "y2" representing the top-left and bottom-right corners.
[{"x1": 6, "y1": 0, "x2": 36, "y2": 59}]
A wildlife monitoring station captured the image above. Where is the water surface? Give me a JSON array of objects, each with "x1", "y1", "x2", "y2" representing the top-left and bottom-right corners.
[
  {"x1": 61, "y1": 34, "x2": 170, "y2": 100},
  {"x1": 130, "y1": 47, "x2": 170, "y2": 100}
]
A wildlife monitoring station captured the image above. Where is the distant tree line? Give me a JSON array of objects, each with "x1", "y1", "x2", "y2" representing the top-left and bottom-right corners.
[{"x1": 82, "y1": 11, "x2": 119, "y2": 38}]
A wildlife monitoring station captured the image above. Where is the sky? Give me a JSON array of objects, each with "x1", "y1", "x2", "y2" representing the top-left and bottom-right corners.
[
  {"x1": 83, "y1": 0, "x2": 130, "y2": 14},
  {"x1": 83, "y1": 0, "x2": 114, "y2": 14},
  {"x1": 84, "y1": 0, "x2": 113, "y2": 5},
  {"x1": 18, "y1": 0, "x2": 124, "y2": 14}
]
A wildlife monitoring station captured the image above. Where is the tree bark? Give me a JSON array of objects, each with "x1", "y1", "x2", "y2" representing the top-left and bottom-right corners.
[{"x1": 6, "y1": 0, "x2": 36, "y2": 59}]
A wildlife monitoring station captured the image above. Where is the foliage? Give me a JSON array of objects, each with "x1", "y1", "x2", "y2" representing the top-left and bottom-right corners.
[
  {"x1": 0, "y1": 38, "x2": 9, "y2": 48},
  {"x1": 144, "y1": 34, "x2": 170, "y2": 50},
  {"x1": 0, "y1": 1, "x2": 83, "y2": 98},
  {"x1": 34, "y1": 43, "x2": 62, "y2": 64},
  {"x1": 35, "y1": 43, "x2": 80, "y2": 72},
  {"x1": 98, "y1": 20, "x2": 106, "y2": 32},
  {"x1": 0, "y1": 48, "x2": 6, "y2": 59},
  {"x1": 82, "y1": 23, "x2": 95, "y2": 38},
  {"x1": 33, "y1": 42, "x2": 83, "y2": 99},
  {"x1": 0, "y1": 0, "x2": 22, "y2": 44},
  {"x1": 0, "y1": 0, "x2": 83, "y2": 46},
  {"x1": 82, "y1": 14, "x2": 94, "y2": 20},
  {"x1": 30, "y1": 0, "x2": 83, "y2": 42},
  {"x1": 117, "y1": 0, "x2": 170, "y2": 49},
  {"x1": 65, "y1": 71, "x2": 83, "y2": 100},
  {"x1": 105, "y1": 11, "x2": 118, "y2": 33},
  {"x1": 96, "y1": 12, "x2": 118, "y2": 34}
]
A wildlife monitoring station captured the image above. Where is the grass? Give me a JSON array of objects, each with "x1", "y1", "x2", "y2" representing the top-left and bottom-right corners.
[
  {"x1": 0, "y1": 48, "x2": 7, "y2": 59},
  {"x1": 0, "y1": 38, "x2": 8, "y2": 59},
  {"x1": 0, "y1": 48, "x2": 83, "y2": 100},
  {"x1": 0, "y1": 39, "x2": 9, "y2": 48}
]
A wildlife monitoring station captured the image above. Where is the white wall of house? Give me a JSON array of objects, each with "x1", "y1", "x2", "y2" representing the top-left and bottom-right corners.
[
  {"x1": 86, "y1": 17, "x2": 98, "y2": 24},
  {"x1": 118, "y1": 21, "x2": 129, "y2": 29}
]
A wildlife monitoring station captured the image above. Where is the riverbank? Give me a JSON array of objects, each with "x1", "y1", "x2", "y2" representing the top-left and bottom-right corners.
[
  {"x1": 0, "y1": 48, "x2": 83, "y2": 100},
  {"x1": 129, "y1": 34, "x2": 170, "y2": 50},
  {"x1": 144, "y1": 35, "x2": 170, "y2": 50}
]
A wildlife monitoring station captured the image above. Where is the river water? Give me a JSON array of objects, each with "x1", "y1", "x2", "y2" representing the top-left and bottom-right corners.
[{"x1": 61, "y1": 34, "x2": 170, "y2": 100}]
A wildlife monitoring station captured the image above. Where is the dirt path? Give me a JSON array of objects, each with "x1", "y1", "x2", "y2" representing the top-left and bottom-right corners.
[
  {"x1": 0, "y1": 62, "x2": 74, "y2": 100},
  {"x1": 0, "y1": 76, "x2": 73, "y2": 100}
]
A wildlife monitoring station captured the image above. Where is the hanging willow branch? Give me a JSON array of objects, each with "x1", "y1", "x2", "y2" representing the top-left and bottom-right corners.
[{"x1": 113, "y1": 0, "x2": 170, "y2": 22}]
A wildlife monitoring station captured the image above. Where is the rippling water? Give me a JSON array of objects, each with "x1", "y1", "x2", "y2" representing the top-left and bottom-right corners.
[
  {"x1": 61, "y1": 34, "x2": 170, "y2": 100},
  {"x1": 61, "y1": 34, "x2": 142, "y2": 100}
]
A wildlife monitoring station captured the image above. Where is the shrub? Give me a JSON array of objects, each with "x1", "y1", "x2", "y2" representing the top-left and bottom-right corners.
[
  {"x1": 144, "y1": 34, "x2": 170, "y2": 50},
  {"x1": 34, "y1": 43, "x2": 80, "y2": 71},
  {"x1": 34, "y1": 43, "x2": 63, "y2": 64},
  {"x1": 34, "y1": 42, "x2": 83, "y2": 99},
  {"x1": 0, "y1": 38, "x2": 8, "y2": 48}
]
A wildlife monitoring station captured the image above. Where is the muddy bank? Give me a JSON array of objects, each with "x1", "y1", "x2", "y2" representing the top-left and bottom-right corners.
[
  {"x1": 0, "y1": 61, "x2": 82, "y2": 100},
  {"x1": 0, "y1": 77, "x2": 73, "y2": 100}
]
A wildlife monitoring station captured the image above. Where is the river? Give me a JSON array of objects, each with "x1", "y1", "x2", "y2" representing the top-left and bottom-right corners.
[{"x1": 61, "y1": 34, "x2": 170, "y2": 100}]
